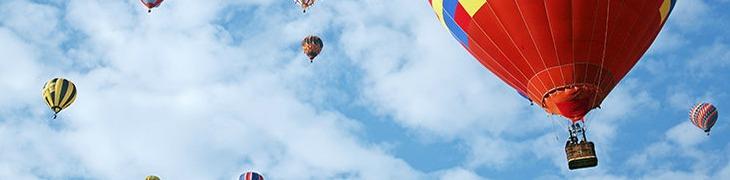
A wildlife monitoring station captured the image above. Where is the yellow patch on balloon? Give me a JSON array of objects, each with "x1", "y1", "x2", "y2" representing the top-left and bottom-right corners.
[
  {"x1": 659, "y1": 0, "x2": 671, "y2": 22},
  {"x1": 459, "y1": 0, "x2": 487, "y2": 17},
  {"x1": 431, "y1": 0, "x2": 448, "y2": 28}
]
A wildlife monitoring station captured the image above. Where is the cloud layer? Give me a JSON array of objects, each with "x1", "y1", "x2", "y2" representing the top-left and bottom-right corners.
[{"x1": 0, "y1": 0, "x2": 728, "y2": 179}]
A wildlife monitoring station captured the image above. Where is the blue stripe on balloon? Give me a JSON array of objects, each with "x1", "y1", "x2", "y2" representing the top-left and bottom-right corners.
[
  {"x1": 443, "y1": 0, "x2": 458, "y2": 16},
  {"x1": 441, "y1": 0, "x2": 469, "y2": 47}
]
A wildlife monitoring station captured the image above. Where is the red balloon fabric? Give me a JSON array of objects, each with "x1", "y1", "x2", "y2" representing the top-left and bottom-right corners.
[
  {"x1": 429, "y1": 0, "x2": 676, "y2": 121},
  {"x1": 141, "y1": 0, "x2": 164, "y2": 9},
  {"x1": 690, "y1": 103, "x2": 719, "y2": 133},
  {"x1": 239, "y1": 171, "x2": 264, "y2": 180}
]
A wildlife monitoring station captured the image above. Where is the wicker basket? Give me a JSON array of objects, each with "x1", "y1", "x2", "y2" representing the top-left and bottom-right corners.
[{"x1": 565, "y1": 141, "x2": 598, "y2": 170}]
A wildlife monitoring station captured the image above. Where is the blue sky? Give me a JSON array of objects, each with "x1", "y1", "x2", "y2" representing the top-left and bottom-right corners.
[{"x1": 0, "y1": 0, "x2": 729, "y2": 179}]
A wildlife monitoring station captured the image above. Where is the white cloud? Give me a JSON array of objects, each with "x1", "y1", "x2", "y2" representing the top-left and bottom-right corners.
[
  {"x1": 0, "y1": 28, "x2": 43, "y2": 113},
  {"x1": 668, "y1": 0, "x2": 710, "y2": 31},
  {"x1": 668, "y1": 91, "x2": 695, "y2": 110},
  {"x1": 622, "y1": 120, "x2": 727, "y2": 180},
  {"x1": 464, "y1": 137, "x2": 523, "y2": 169},
  {"x1": 0, "y1": 0, "x2": 432, "y2": 179},
  {"x1": 435, "y1": 167, "x2": 486, "y2": 180},
  {"x1": 666, "y1": 121, "x2": 707, "y2": 147},
  {"x1": 716, "y1": 162, "x2": 730, "y2": 179},
  {"x1": 0, "y1": 0, "x2": 64, "y2": 47},
  {"x1": 1, "y1": 0, "x2": 728, "y2": 179},
  {"x1": 576, "y1": 174, "x2": 628, "y2": 180},
  {"x1": 688, "y1": 42, "x2": 730, "y2": 76},
  {"x1": 625, "y1": 142, "x2": 673, "y2": 171},
  {"x1": 647, "y1": 30, "x2": 688, "y2": 56},
  {"x1": 584, "y1": 79, "x2": 659, "y2": 147},
  {"x1": 641, "y1": 171, "x2": 709, "y2": 180}
]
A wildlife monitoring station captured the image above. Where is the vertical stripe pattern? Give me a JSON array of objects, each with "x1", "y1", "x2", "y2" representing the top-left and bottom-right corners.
[
  {"x1": 42, "y1": 78, "x2": 77, "y2": 115},
  {"x1": 429, "y1": 0, "x2": 675, "y2": 121},
  {"x1": 690, "y1": 103, "x2": 719, "y2": 133},
  {"x1": 141, "y1": 0, "x2": 164, "y2": 9},
  {"x1": 296, "y1": 0, "x2": 317, "y2": 12},
  {"x1": 239, "y1": 171, "x2": 264, "y2": 180}
]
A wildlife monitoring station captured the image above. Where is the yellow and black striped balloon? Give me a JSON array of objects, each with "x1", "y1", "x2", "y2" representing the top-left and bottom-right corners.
[
  {"x1": 145, "y1": 175, "x2": 160, "y2": 180},
  {"x1": 42, "y1": 78, "x2": 77, "y2": 119}
]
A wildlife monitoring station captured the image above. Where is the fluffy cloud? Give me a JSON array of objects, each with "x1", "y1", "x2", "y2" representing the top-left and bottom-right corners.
[
  {"x1": 688, "y1": 42, "x2": 730, "y2": 76},
  {"x1": 435, "y1": 167, "x2": 485, "y2": 180},
  {"x1": 0, "y1": 0, "x2": 428, "y2": 179},
  {"x1": 668, "y1": 0, "x2": 710, "y2": 31},
  {"x1": 1, "y1": 0, "x2": 728, "y2": 179}
]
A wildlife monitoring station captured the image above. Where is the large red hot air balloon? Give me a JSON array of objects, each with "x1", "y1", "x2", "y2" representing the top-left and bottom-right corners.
[{"x1": 429, "y1": 0, "x2": 676, "y2": 170}]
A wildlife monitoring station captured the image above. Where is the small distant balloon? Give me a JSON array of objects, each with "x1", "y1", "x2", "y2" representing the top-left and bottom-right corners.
[
  {"x1": 145, "y1": 175, "x2": 160, "y2": 180},
  {"x1": 239, "y1": 171, "x2": 264, "y2": 180},
  {"x1": 302, "y1": 35, "x2": 323, "y2": 63},
  {"x1": 42, "y1": 78, "x2": 77, "y2": 119},
  {"x1": 690, "y1": 102, "x2": 718, "y2": 135},
  {"x1": 295, "y1": 0, "x2": 317, "y2": 13},
  {"x1": 140, "y1": 0, "x2": 164, "y2": 13}
]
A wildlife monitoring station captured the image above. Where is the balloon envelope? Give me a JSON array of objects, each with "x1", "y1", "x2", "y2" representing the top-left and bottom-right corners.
[
  {"x1": 295, "y1": 0, "x2": 317, "y2": 12},
  {"x1": 42, "y1": 78, "x2": 77, "y2": 118},
  {"x1": 141, "y1": 0, "x2": 164, "y2": 10},
  {"x1": 302, "y1": 35, "x2": 324, "y2": 62},
  {"x1": 429, "y1": 0, "x2": 676, "y2": 121},
  {"x1": 239, "y1": 171, "x2": 264, "y2": 180},
  {"x1": 690, "y1": 103, "x2": 718, "y2": 133}
]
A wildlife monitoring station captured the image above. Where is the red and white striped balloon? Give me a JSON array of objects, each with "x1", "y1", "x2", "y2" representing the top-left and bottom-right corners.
[
  {"x1": 140, "y1": 0, "x2": 164, "y2": 13},
  {"x1": 239, "y1": 171, "x2": 264, "y2": 180},
  {"x1": 690, "y1": 102, "x2": 718, "y2": 135}
]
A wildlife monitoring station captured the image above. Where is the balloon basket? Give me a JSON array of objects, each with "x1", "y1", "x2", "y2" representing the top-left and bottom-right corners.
[{"x1": 565, "y1": 141, "x2": 598, "y2": 170}]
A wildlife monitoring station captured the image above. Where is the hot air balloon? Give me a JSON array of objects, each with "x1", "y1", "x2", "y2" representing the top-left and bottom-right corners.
[
  {"x1": 295, "y1": 0, "x2": 316, "y2": 13},
  {"x1": 302, "y1": 35, "x2": 323, "y2": 63},
  {"x1": 42, "y1": 78, "x2": 77, "y2": 119},
  {"x1": 429, "y1": 0, "x2": 676, "y2": 170},
  {"x1": 145, "y1": 175, "x2": 160, "y2": 180},
  {"x1": 239, "y1": 171, "x2": 264, "y2": 180},
  {"x1": 690, "y1": 102, "x2": 718, "y2": 135},
  {"x1": 141, "y1": 0, "x2": 164, "y2": 13}
]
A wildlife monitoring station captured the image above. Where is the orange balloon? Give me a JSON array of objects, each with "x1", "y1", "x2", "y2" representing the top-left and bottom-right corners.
[{"x1": 302, "y1": 35, "x2": 323, "y2": 63}]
